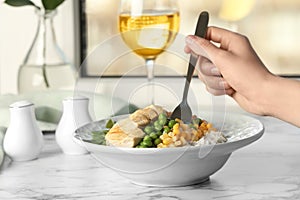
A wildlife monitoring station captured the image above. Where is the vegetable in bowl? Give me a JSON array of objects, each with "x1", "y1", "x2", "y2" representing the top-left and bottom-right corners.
[{"x1": 92, "y1": 105, "x2": 227, "y2": 148}]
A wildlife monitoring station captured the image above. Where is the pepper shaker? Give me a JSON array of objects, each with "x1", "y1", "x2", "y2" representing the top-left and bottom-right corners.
[
  {"x1": 3, "y1": 101, "x2": 44, "y2": 161},
  {"x1": 55, "y1": 96, "x2": 92, "y2": 155}
]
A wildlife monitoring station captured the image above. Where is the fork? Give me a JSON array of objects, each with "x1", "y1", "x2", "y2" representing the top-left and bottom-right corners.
[{"x1": 170, "y1": 11, "x2": 209, "y2": 122}]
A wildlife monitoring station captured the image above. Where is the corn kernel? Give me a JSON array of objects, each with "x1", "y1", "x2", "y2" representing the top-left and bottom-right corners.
[
  {"x1": 163, "y1": 138, "x2": 173, "y2": 145},
  {"x1": 158, "y1": 143, "x2": 167, "y2": 148},
  {"x1": 173, "y1": 123, "x2": 180, "y2": 135},
  {"x1": 161, "y1": 133, "x2": 169, "y2": 139},
  {"x1": 173, "y1": 123, "x2": 180, "y2": 129}
]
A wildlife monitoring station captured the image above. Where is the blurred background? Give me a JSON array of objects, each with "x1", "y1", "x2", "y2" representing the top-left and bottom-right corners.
[
  {"x1": 83, "y1": 0, "x2": 300, "y2": 78},
  {"x1": 1, "y1": 0, "x2": 300, "y2": 94}
]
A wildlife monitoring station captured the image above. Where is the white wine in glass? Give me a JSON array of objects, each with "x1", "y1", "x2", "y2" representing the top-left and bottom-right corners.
[{"x1": 119, "y1": 0, "x2": 180, "y2": 104}]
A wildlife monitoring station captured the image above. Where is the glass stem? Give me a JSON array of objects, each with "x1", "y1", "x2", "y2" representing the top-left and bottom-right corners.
[
  {"x1": 145, "y1": 59, "x2": 155, "y2": 105},
  {"x1": 42, "y1": 16, "x2": 50, "y2": 88}
]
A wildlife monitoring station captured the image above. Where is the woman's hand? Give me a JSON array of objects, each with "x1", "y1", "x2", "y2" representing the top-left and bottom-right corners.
[{"x1": 185, "y1": 26, "x2": 300, "y2": 127}]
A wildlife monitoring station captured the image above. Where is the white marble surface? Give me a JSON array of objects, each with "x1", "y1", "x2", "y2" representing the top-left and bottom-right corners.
[{"x1": 0, "y1": 115, "x2": 300, "y2": 200}]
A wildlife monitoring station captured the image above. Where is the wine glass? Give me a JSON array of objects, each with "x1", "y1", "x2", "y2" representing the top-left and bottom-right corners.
[{"x1": 119, "y1": 0, "x2": 180, "y2": 104}]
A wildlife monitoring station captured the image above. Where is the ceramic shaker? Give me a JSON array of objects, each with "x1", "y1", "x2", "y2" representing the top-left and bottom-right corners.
[
  {"x1": 55, "y1": 96, "x2": 92, "y2": 155},
  {"x1": 3, "y1": 101, "x2": 44, "y2": 161}
]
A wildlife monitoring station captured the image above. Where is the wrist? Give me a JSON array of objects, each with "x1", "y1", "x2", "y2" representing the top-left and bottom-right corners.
[
  {"x1": 257, "y1": 73, "x2": 279, "y2": 117},
  {"x1": 261, "y1": 74, "x2": 300, "y2": 126}
]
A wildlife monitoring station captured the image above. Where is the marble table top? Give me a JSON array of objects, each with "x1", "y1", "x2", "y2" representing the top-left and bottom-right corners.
[{"x1": 0, "y1": 115, "x2": 300, "y2": 200}]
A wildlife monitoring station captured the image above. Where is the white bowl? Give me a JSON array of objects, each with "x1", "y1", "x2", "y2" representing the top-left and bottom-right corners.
[{"x1": 74, "y1": 112, "x2": 264, "y2": 187}]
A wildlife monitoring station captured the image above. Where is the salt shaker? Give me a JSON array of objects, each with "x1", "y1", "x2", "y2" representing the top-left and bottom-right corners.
[
  {"x1": 55, "y1": 96, "x2": 92, "y2": 155},
  {"x1": 3, "y1": 101, "x2": 44, "y2": 161}
]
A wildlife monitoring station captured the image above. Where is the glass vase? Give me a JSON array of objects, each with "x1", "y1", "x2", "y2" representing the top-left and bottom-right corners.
[{"x1": 18, "y1": 9, "x2": 76, "y2": 94}]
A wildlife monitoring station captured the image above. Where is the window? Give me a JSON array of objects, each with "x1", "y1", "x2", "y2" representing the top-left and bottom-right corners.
[{"x1": 78, "y1": 0, "x2": 300, "y2": 77}]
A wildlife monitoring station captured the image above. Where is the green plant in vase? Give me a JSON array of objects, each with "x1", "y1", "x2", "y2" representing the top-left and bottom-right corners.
[
  {"x1": 5, "y1": 0, "x2": 65, "y2": 10},
  {"x1": 5, "y1": 0, "x2": 76, "y2": 93}
]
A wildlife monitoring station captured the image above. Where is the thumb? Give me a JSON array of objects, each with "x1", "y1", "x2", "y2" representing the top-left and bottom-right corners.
[{"x1": 185, "y1": 35, "x2": 223, "y2": 63}]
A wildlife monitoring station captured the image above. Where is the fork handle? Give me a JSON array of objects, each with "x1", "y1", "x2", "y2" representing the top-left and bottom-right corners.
[
  {"x1": 182, "y1": 55, "x2": 197, "y2": 103},
  {"x1": 182, "y1": 11, "x2": 209, "y2": 103}
]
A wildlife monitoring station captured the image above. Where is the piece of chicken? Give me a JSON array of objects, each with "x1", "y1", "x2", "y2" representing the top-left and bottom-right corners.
[
  {"x1": 130, "y1": 105, "x2": 166, "y2": 127},
  {"x1": 105, "y1": 105, "x2": 167, "y2": 147},
  {"x1": 145, "y1": 105, "x2": 166, "y2": 116},
  {"x1": 129, "y1": 109, "x2": 150, "y2": 126},
  {"x1": 105, "y1": 118, "x2": 145, "y2": 147}
]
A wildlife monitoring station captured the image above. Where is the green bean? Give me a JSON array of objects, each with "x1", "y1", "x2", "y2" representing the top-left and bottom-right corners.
[
  {"x1": 158, "y1": 118, "x2": 167, "y2": 126},
  {"x1": 163, "y1": 126, "x2": 170, "y2": 133},
  {"x1": 143, "y1": 140, "x2": 153, "y2": 147},
  {"x1": 150, "y1": 132, "x2": 158, "y2": 139},
  {"x1": 139, "y1": 144, "x2": 147, "y2": 148},
  {"x1": 154, "y1": 120, "x2": 160, "y2": 127},
  {"x1": 158, "y1": 113, "x2": 167, "y2": 121},
  {"x1": 140, "y1": 141, "x2": 148, "y2": 147},
  {"x1": 155, "y1": 126, "x2": 163, "y2": 131},
  {"x1": 154, "y1": 138, "x2": 162, "y2": 146},
  {"x1": 143, "y1": 135, "x2": 152, "y2": 142},
  {"x1": 158, "y1": 114, "x2": 167, "y2": 125},
  {"x1": 156, "y1": 131, "x2": 163, "y2": 136},
  {"x1": 144, "y1": 125, "x2": 154, "y2": 134},
  {"x1": 168, "y1": 119, "x2": 177, "y2": 128},
  {"x1": 154, "y1": 120, "x2": 163, "y2": 131}
]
